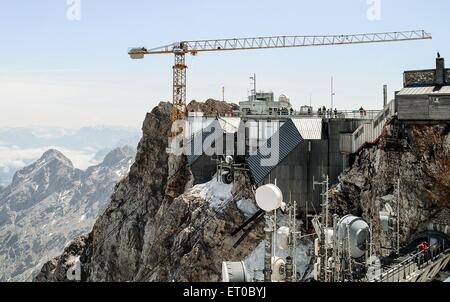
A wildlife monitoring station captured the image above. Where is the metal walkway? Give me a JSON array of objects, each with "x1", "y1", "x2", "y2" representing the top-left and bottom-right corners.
[{"x1": 376, "y1": 248, "x2": 450, "y2": 282}]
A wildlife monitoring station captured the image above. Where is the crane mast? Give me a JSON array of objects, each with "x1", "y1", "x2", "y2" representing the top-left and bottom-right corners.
[
  {"x1": 129, "y1": 30, "x2": 431, "y2": 123},
  {"x1": 173, "y1": 52, "x2": 187, "y2": 122}
]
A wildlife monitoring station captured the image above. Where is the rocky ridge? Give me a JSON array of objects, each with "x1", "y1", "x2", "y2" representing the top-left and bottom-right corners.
[
  {"x1": 0, "y1": 146, "x2": 135, "y2": 281},
  {"x1": 35, "y1": 102, "x2": 263, "y2": 282}
]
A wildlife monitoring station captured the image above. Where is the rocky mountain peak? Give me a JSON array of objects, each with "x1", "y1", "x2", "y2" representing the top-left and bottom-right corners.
[
  {"x1": 11, "y1": 149, "x2": 77, "y2": 186},
  {"x1": 35, "y1": 102, "x2": 262, "y2": 282},
  {"x1": 101, "y1": 146, "x2": 135, "y2": 168},
  {"x1": 0, "y1": 146, "x2": 136, "y2": 281},
  {"x1": 40, "y1": 149, "x2": 73, "y2": 166},
  {"x1": 2, "y1": 150, "x2": 82, "y2": 212}
]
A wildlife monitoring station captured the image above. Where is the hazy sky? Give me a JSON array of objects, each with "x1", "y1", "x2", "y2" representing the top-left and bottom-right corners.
[{"x1": 0, "y1": 0, "x2": 449, "y2": 128}]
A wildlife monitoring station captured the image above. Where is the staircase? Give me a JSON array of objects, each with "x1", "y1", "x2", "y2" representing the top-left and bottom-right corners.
[{"x1": 340, "y1": 99, "x2": 397, "y2": 154}]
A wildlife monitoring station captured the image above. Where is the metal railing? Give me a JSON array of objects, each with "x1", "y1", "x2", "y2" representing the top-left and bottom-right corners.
[
  {"x1": 340, "y1": 100, "x2": 396, "y2": 154},
  {"x1": 242, "y1": 109, "x2": 381, "y2": 120},
  {"x1": 378, "y1": 246, "x2": 448, "y2": 282}
]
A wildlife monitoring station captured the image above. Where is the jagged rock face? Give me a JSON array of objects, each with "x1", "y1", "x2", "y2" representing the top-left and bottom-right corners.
[
  {"x1": 36, "y1": 101, "x2": 262, "y2": 282},
  {"x1": 0, "y1": 147, "x2": 135, "y2": 281},
  {"x1": 187, "y1": 99, "x2": 239, "y2": 116},
  {"x1": 0, "y1": 150, "x2": 83, "y2": 212},
  {"x1": 331, "y1": 123, "x2": 450, "y2": 255}
]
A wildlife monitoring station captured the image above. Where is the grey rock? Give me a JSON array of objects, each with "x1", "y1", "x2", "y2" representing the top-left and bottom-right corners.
[
  {"x1": 0, "y1": 146, "x2": 135, "y2": 281},
  {"x1": 35, "y1": 101, "x2": 263, "y2": 282},
  {"x1": 331, "y1": 123, "x2": 450, "y2": 255}
]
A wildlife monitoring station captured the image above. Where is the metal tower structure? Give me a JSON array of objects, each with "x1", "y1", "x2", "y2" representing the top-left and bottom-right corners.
[{"x1": 129, "y1": 30, "x2": 431, "y2": 123}]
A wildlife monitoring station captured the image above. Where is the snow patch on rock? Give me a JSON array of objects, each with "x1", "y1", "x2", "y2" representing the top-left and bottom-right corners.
[
  {"x1": 237, "y1": 199, "x2": 259, "y2": 217},
  {"x1": 190, "y1": 176, "x2": 233, "y2": 210}
]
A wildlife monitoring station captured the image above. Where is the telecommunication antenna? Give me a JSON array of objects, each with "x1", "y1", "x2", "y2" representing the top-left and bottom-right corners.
[
  {"x1": 255, "y1": 184, "x2": 284, "y2": 282},
  {"x1": 250, "y1": 73, "x2": 257, "y2": 101},
  {"x1": 396, "y1": 179, "x2": 401, "y2": 255},
  {"x1": 331, "y1": 77, "x2": 335, "y2": 113},
  {"x1": 313, "y1": 175, "x2": 330, "y2": 282}
]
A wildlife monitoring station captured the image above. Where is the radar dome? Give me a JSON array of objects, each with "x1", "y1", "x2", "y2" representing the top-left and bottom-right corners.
[
  {"x1": 278, "y1": 94, "x2": 290, "y2": 103},
  {"x1": 222, "y1": 261, "x2": 250, "y2": 282},
  {"x1": 336, "y1": 215, "x2": 370, "y2": 259}
]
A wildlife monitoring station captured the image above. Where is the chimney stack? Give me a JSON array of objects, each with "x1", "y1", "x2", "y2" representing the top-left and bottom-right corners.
[
  {"x1": 383, "y1": 85, "x2": 388, "y2": 108},
  {"x1": 435, "y1": 53, "x2": 445, "y2": 86}
]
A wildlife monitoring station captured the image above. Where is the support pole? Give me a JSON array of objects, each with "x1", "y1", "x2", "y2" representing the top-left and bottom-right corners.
[
  {"x1": 286, "y1": 197, "x2": 293, "y2": 282},
  {"x1": 293, "y1": 200, "x2": 297, "y2": 281},
  {"x1": 396, "y1": 178, "x2": 401, "y2": 255},
  {"x1": 331, "y1": 77, "x2": 335, "y2": 116},
  {"x1": 332, "y1": 214, "x2": 338, "y2": 282},
  {"x1": 285, "y1": 257, "x2": 293, "y2": 282},
  {"x1": 324, "y1": 175, "x2": 329, "y2": 282},
  {"x1": 263, "y1": 213, "x2": 273, "y2": 282},
  {"x1": 347, "y1": 224, "x2": 353, "y2": 282}
]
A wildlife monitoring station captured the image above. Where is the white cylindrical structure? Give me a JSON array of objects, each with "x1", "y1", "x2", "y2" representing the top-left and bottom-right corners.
[
  {"x1": 313, "y1": 258, "x2": 321, "y2": 281},
  {"x1": 276, "y1": 226, "x2": 290, "y2": 250},
  {"x1": 255, "y1": 184, "x2": 283, "y2": 212},
  {"x1": 314, "y1": 238, "x2": 320, "y2": 257},
  {"x1": 336, "y1": 215, "x2": 370, "y2": 259},
  {"x1": 271, "y1": 257, "x2": 286, "y2": 282},
  {"x1": 222, "y1": 261, "x2": 250, "y2": 282}
]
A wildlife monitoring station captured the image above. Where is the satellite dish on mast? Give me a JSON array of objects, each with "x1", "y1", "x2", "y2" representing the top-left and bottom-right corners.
[{"x1": 255, "y1": 184, "x2": 283, "y2": 212}]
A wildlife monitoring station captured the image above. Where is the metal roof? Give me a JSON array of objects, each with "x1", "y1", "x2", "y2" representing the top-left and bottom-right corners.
[
  {"x1": 247, "y1": 119, "x2": 303, "y2": 184},
  {"x1": 186, "y1": 130, "x2": 208, "y2": 164},
  {"x1": 218, "y1": 117, "x2": 241, "y2": 133},
  {"x1": 290, "y1": 118, "x2": 324, "y2": 140},
  {"x1": 186, "y1": 119, "x2": 223, "y2": 164},
  {"x1": 187, "y1": 117, "x2": 215, "y2": 135},
  {"x1": 397, "y1": 86, "x2": 450, "y2": 96}
]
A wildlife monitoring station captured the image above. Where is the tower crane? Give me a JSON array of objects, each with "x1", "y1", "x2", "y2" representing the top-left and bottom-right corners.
[{"x1": 129, "y1": 30, "x2": 431, "y2": 123}]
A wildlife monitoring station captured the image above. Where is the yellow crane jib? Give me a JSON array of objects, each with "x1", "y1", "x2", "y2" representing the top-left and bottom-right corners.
[{"x1": 128, "y1": 30, "x2": 432, "y2": 124}]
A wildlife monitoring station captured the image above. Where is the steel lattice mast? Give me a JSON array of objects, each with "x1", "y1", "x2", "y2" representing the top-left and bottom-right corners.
[{"x1": 129, "y1": 30, "x2": 432, "y2": 122}]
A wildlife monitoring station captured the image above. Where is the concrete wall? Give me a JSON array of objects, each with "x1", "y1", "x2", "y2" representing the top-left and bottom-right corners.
[
  {"x1": 261, "y1": 139, "x2": 329, "y2": 212},
  {"x1": 397, "y1": 95, "x2": 450, "y2": 121},
  {"x1": 190, "y1": 155, "x2": 217, "y2": 185},
  {"x1": 327, "y1": 119, "x2": 367, "y2": 183},
  {"x1": 259, "y1": 119, "x2": 366, "y2": 213},
  {"x1": 429, "y1": 97, "x2": 450, "y2": 120}
]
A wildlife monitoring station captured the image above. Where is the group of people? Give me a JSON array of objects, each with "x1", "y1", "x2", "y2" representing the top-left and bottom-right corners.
[
  {"x1": 318, "y1": 106, "x2": 339, "y2": 118},
  {"x1": 416, "y1": 240, "x2": 444, "y2": 266}
]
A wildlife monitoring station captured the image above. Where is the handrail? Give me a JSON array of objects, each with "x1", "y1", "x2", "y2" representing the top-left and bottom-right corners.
[{"x1": 379, "y1": 245, "x2": 448, "y2": 282}]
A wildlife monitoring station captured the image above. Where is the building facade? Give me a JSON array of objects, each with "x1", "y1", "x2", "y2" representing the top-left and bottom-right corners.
[
  {"x1": 396, "y1": 55, "x2": 450, "y2": 121},
  {"x1": 239, "y1": 92, "x2": 292, "y2": 116}
]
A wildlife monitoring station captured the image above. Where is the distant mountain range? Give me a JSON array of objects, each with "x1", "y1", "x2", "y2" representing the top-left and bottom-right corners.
[
  {"x1": 0, "y1": 126, "x2": 140, "y2": 186},
  {"x1": 0, "y1": 146, "x2": 136, "y2": 281}
]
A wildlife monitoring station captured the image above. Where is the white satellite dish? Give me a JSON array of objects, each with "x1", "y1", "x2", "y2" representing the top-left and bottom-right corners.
[{"x1": 255, "y1": 184, "x2": 283, "y2": 212}]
